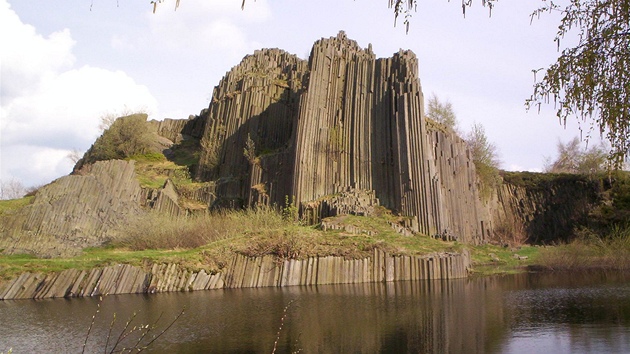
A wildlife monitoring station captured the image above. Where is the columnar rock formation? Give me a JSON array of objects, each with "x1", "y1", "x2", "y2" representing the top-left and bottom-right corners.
[
  {"x1": 195, "y1": 32, "x2": 489, "y2": 243},
  {"x1": 0, "y1": 250, "x2": 470, "y2": 300},
  {"x1": 488, "y1": 173, "x2": 602, "y2": 244},
  {"x1": 2, "y1": 32, "x2": 545, "y2": 261},
  {"x1": 0, "y1": 160, "x2": 144, "y2": 257}
]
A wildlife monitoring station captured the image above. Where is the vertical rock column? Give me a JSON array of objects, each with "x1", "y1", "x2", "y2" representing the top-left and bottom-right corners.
[
  {"x1": 292, "y1": 32, "x2": 378, "y2": 204},
  {"x1": 292, "y1": 33, "x2": 443, "y2": 236},
  {"x1": 195, "y1": 49, "x2": 307, "y2": 206}
]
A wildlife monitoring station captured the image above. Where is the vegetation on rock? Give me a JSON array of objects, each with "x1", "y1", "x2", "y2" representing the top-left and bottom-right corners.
[
  {"x1": 78, "y1": 114, "x2": 156, "y2": 167},
  {"x1": 425, "y1": 93, "x2": 457, "y2": 131}
]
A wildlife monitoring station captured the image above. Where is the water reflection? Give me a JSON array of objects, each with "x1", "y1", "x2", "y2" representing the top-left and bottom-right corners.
[{"x1": 1, "y1": 271, "x2": 630, "y2": 353}]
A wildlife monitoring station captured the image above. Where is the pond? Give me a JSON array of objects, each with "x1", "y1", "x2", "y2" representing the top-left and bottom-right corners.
[{"x1": 1, "y1": 271, "x2": 630, "y2": 353}]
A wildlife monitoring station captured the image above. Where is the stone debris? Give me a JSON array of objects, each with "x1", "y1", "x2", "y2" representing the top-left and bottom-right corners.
[{"x1": 513, "y1": 254, "x2": 528, "y2": 261}]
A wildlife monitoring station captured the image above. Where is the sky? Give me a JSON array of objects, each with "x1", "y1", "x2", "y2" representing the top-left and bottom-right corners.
[{"x1": 1, "y1": 0, "x2": 589, "y2": 189}]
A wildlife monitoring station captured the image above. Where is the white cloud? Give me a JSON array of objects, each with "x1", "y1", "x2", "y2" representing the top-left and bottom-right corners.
[
  {"x1": 2, "y1": 66, "x2": 158, "y2": 148},
  {"x1": 147, "y1": 0, "x2": 271, "y2": 63},
  {"x1": 1, "y1": 145, "x2": 73, "y2": 187},
  {"x1": 0, "y1": 1, "x2": 75, "y2": 101},
  {"x1": 0, "y1": 1, "x2": 158, "y2": 188}
]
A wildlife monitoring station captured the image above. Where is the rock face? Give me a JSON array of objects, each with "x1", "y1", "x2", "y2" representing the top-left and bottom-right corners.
[
  {"x1": 0, "y1": 250, "x2": 470, "y2": 300},
  {"x1": 4, "y1": 32, "x2": 618, "y2": 260},
  {"x1": 488, "y1": 172, "x2": 603, "y2": 244},
  {"x1": 0, "y1": 160, "x2": 144, "y2": 257},
  {"x1": 195, "y1": 32, "x2": 489, "y2": 243}
]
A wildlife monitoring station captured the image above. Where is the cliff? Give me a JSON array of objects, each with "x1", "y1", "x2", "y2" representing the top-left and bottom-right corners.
[
  {"x1": 194, "y1": 31, "x2": 489, "y2": 243},
  {"x1": 4, "y1": 32, "x2": 625, "y2": 262},
  {"x1": 0, "y1": 160, "x2": 144, "y2": 257}
]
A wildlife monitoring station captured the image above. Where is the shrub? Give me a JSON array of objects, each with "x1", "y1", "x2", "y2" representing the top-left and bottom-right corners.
[{"x1": 83, "y1": 114, "x2": 154, "y2": 164}]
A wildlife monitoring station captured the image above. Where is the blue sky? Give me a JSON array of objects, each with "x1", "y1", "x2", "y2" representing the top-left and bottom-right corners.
[{"x1": 1, "y1": 0, "x2": 585, "y2": 188}]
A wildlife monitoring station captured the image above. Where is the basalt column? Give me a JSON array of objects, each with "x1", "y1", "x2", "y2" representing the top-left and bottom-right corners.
[
  {"x1": 196, "y1": 49, "x2": 308, "y2": 207},
  {"x1": 291, "y1": 32, "x2": 443, "y2": 236}
]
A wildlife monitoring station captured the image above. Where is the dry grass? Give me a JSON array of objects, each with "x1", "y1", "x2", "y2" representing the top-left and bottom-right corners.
[
  {"x1": 492, "y1": 217, "x2": 528, "y2": 247},
  {"x1": 114, "y1": 207, "x2": 287, "y2": 250},
  {"x1": 0, "y1": 207, "x2": 477, "y2": 280},
  {"x1": 112, "y1": 207, "x2": 464, "y2": 265},
  {"x1": 537, "y1": 225, "x2": 630, "y2": 270}
]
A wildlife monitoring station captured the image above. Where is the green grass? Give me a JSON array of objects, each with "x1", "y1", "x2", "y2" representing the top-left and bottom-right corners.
[
  {"x1": 0, "y1": 196, "x2": 34, "y2": 216},
  {"x1": 0, "y1": 247, "x2": 206, "y2": 281},
  {"x1": 468, "y1": 244, "x2": 540, "y2": 276},
  {"x1": 0, "y1": 209, "x2": 481, "y2": 281}
]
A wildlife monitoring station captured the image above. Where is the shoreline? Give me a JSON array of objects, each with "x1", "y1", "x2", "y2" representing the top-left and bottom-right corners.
[{"x1": 0, "y1": 249, "x2": 470, "y2": 301}]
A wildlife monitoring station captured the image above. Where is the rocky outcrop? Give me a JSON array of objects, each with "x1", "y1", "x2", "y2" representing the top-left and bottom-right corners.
[
  {"x1": 193, "y1": 31, "x2": 490, "y2": 243},
  {"x1": 0, "y1": 160, "x2": 144, "y2": 257},
  {"x1": 150, "y1": 114, "x2": 206, "y2": 144},
  {"x1": 0, "y1": 250, "x2": 470, "y2": 300},
  {"x1": 488, "y1": 172, "x2": 603, "y2": 244}
]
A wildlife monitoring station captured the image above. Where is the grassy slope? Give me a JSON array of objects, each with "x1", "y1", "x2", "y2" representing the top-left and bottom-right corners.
[{"x1": 0, "y1": 203, "x2": 538, "y2": 281}]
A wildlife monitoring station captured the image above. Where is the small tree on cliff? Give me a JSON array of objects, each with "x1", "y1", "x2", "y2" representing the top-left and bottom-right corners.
[
  {"x1": 425, "y1": 93, "x2": 457, "y2": 131},
  {"x1": 465, "y1": 123, "x2": 501, "y2": 198}
]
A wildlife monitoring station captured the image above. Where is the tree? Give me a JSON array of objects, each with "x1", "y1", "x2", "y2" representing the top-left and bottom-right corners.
[
  {"x1": 465, "y1": 123, "x2": 501, "y2": 197},
  {"x1": 0, "y1": 179, "x2": 26, "y2": 200},
  {"x1": 67, "y1": 149, "x2": 83, "y2": 164},
  {"x1": 527, "y1": 0, "x2": 630, "y2": 166},
  {"x1": 544, "y1": 137, "x2": 608, "y2": 174},
  {"x1": 425, "y1": 93, "x2": 457, "y2": 130}
]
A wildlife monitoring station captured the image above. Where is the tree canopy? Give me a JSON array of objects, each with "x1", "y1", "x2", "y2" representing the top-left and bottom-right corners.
[
  {"x1": 544, "y1": 137, "x2": 608, "y2": 174},
  {"x1": 527, "y1": 0, "x2": 630, "y2": 166}
]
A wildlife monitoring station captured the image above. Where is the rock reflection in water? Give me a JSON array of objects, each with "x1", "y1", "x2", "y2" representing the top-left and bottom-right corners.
[{"x1": 1, "y1": 272, "x2": 630, "y2": 353}]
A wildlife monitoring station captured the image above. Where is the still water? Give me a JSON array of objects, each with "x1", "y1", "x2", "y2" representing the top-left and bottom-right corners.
[{"x1": 1, "y1": 271, "x2": 630, "y2": 353}]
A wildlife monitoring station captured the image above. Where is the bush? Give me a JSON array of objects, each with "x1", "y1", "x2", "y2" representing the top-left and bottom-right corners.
[{"x1": 83, "y1": 114, "x2": 154, "y2": 164}]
